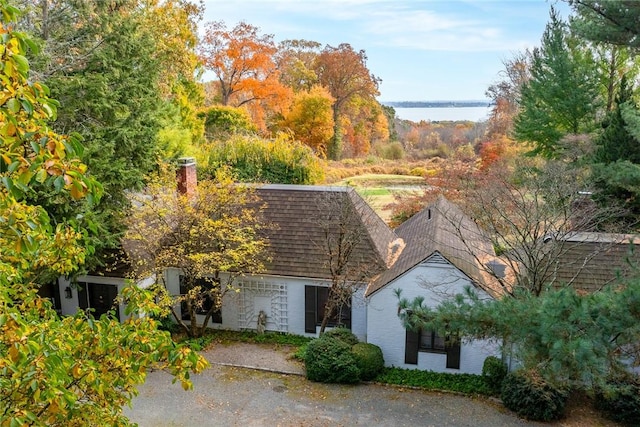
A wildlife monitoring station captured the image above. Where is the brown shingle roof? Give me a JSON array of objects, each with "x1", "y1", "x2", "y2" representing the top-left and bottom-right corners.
[
  {"x1": 366, "y1": 195, "x2": 500, "y2": 297},
  {"x1": 256, "y1": 185, "x2": 402, "y2": 281},
  {"x1": 547, "y1": 232, "x2": 640, "y2": 292}
]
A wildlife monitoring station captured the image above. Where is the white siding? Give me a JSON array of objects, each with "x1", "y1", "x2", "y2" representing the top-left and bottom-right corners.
[
  {"x1": 367, "y1": 261, "x2": 500, "y2": 375},
  {"x1": 165, "y1": 268, "x2": 367, "y2": 339}
]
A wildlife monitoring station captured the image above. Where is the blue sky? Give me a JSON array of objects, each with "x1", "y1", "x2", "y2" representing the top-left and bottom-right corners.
[{"x1": 201, "y1": 0, "x2": 571, "y2": 102}]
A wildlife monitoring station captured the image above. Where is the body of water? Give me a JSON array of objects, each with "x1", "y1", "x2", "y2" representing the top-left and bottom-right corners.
[{"x1": 394, "y1": 106, "x2": 491, "y2": 122}]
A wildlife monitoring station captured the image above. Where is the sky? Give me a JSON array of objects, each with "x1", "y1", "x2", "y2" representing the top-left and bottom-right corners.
[{"x1": 201, "y1": 0, "x2": 572, "y2": 102}]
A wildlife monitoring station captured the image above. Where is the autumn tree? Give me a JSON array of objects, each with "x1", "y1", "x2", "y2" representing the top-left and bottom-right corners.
[
  {"x1": 485, "y1": 51, "x2": 531, "y2": 138},
  {"x1": 514, "y1": 8, "x2": 600, "y2": 158},
  {"x1": 199, "y1": 21, "x2": 291, "y2": 130},
  {"x1": 314, "y1": 43, "x2": 381, "y2": 159},
  {"x1": 125, "y1": 167, "x2": 271, "y2": 338},
  {"x1": 0, "y1": 5, "x2": 206, "y2": 424},
  {"x1": 276, "y1": 39, "x2": 321, "y2": 93},
  {"x1": 280, "y1": 85, "x2": 334, "y2": 155},
  {"x1": 314, "y1": 189, "x2": 394, "y2": 333}
]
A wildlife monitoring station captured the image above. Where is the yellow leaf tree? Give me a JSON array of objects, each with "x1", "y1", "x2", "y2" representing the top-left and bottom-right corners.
[{"x1": 125, "y1": 167, "x2": 272, "y2": 338}]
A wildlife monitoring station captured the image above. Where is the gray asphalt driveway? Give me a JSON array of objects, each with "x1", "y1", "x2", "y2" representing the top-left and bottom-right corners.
[{"x1": 124, "y1": 365, "x2": 543, "y2": 427}]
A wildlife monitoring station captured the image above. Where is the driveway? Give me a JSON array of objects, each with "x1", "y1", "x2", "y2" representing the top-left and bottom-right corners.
[{"x1": 124, "y1": 343, "x2": 544, "y2": 427}]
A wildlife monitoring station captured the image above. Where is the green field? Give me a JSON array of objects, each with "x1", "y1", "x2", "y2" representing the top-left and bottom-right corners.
[{"x1": 336, "y1": 174, "x2": 426, "y2": 223}]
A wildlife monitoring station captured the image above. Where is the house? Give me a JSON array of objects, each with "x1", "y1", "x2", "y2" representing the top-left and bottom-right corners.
[
  {"x1": 365, "y1": 196, "x2": 503, "y2": 374},
  {"x1": 543, "y1": 232, "x2": 640, "y2": 293},
  {"x1": 163, "y1": 177, "x2": 404, "y2": 341},
  {"x1": 56, "y1": 159, "x2": 640, "y2": 376}
]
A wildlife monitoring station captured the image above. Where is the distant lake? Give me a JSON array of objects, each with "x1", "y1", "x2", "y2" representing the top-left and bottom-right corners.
[{"x1": 394, "y1": 106, "x2": 491, "y2": 122}]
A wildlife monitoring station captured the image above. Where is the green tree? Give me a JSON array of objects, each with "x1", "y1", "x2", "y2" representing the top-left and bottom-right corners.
[
  {"x1": 590, "y1": 76, "x2": 640, "y2": 223},
  {"x1": 514, "y1": 8, "x2": 600, "y2": 158},
  {"x1": 397, "y1": 276, "x2": 640, "y2": 389},
  {"x1": 568, "y1": 0, "x2": 640, "y2": 49},
  {"x1": 125, "y1": 168, "x2": 272, "y2": 338},
  {"x1": 0, "y1": 4, "x2": 206, "y2": 424},
  {"x1": 199, "y1": 105, "x2": 257, "y2": 140},
  {"x1": 13, "y1": 0, "x2": 170, "y2": 271}
]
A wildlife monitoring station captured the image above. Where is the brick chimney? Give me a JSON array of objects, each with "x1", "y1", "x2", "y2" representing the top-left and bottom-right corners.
[{"x1": 176, "y1": 157, "x2": 197, "y2": 196}]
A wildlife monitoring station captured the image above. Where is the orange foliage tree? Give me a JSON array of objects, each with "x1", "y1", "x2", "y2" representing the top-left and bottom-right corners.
[
  {"x1": 314, "y1": 43, "x2": 381, "y2": 159},
  {"x1": 199, "y1": 21, "x2": 291, "y2": 130}
]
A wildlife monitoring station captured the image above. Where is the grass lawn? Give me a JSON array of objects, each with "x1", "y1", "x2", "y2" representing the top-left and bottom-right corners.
[{"x1": 336, "y1": 174, "x2": 426, "y2": 222}]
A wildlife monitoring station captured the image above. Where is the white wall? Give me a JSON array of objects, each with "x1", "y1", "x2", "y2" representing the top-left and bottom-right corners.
[
  {"x1": 367, "y1": 261, "x2": 500, "y2": 374},
  {"x1": 164, "y1": 268, "x2": 367, "y2": 339}
]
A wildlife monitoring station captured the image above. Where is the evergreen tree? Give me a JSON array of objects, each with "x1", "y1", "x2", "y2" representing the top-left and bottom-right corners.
[{"x1": 514, "y1": 7, "x2": 600, "y2": 158}]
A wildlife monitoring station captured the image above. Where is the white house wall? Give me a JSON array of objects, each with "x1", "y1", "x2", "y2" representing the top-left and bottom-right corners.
[
  {"x1": 367, "y1": 261, "x2": 500, "y2": 375},
  {"x1": 164, "y1": 268, "x2": 367, "y2": 339}
]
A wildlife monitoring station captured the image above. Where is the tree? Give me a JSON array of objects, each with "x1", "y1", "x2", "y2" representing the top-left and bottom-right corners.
[
  {"x1": 202, "y1": 133, "x2": 325, "y2": 185},
  {"x1": 514, "y1": 8, "x2": 600, "y2": 158},
  {"x1": 314, "y1": 190, "x2": 393, "y2": 334},
  {"x1": 568, "y1": 0, "x2": 640, "y2": 49},
  {"x1": 276, "y1": 39, "x2": 321, "y2": 93},
  {"x1": 281, "y1": 85, "x2": 334, "y2": 155},
  {"x1": 485, "y1": 51, "x2": 531, "y2": 138},
  {"x1": 16, "y1": 0, "x2": 179, "y2": 271},
  {"x1": 125, "y1": 168, "x2": 271, "y2": 337},
  {"x1": 199, "y1": 105, "x2": 257, "y2": 140},
  {"x1": 397, "y1": 274, "x2": 640, "y2": 388},
  {"x1": 198, "y1": 21, "x2": 291, "y2": 130},
  {"x1": 314, "y1": 43, "x2": 381, "y2": 159},
  {"x1": 0, "y1": 4, "x2": 205, "y2": 424}
]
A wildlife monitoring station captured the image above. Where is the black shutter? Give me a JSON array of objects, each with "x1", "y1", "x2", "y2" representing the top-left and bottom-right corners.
[
  {"x1": 404, "y1": 329, "x2": 419, "y2": 364},
  {"x1": 304, "y1": 286, "x2": 317, "y2": 333},
  {"x1": 446, "y1": 341, "x2": 461, "y2": 369},
  {"x1": 78, "y1": 283, "x2": 88, "y2": 310}
]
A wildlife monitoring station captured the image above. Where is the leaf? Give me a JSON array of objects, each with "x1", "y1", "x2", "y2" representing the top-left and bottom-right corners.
[{"x1": 6, "y1": 98, "x2": 20, "y2": 113}]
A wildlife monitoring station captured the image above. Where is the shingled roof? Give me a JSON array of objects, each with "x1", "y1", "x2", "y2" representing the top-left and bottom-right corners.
[
  {"x1": 256, "y1": 184, "x2": 404, "y2": 281},
  {"x1": 366, "y1": 195, "x2": 500, "y2": 297},
  {"x1": 546, "y1": 232, "x2": 640, "y2": 292}
]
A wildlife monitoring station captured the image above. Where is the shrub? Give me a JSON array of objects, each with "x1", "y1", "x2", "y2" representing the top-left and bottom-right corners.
[
  {"x1": 500, "y1": 370, "x2": 568, "y2": 421},
  {"x1": 203, "y1": 134, "x2": 324, "y2": 184},
  {"x1": 409, "y1": 167, "x2": 427, "y2": 177},
  {"x1": 376, "y1": 367, "x2": 491, "y2": 395},
  {"x1": 595, "y1": 374, "x2": 640, "y2": 426},
  {"x1": 323, "y1": 327, "x2": 360, "y2": 346},
  {"x1": 482, "y1": 356, "x2": 508, "y2": 395},
  {"x1": 304, "y1": 336, "x2": 360, "y2": 383},
  {"x1": 351, "y1": 343, "x2": 384, "y2": 381}
]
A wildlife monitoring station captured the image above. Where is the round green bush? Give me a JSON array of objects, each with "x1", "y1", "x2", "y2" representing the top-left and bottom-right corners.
[
  {"x1": 351, "y1": 342, "x2": 384, "y2": 381},
  {"x1": 322, "y1": 327, "x2": 360, "y2": 346},
  {"x1": 500, "y1": 370, "x2": 568, "y2": 421},
  {"x1": 595, "y1": 374, "x2": 640, "y2": 426},
  {"x1": 304, "y1": 336, "x2": 360, "y2": 384},
  {"x1": 482, "y1": 356, "x2": 508, "y2": 395}
]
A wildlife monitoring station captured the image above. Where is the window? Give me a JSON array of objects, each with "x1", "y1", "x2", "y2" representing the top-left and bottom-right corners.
[
  {"x1": 179, "y1": 276, "x2": 222, "y2": 323},
  {"x1": 405, "y1": 329, "x2": 461, "y2": 369},
  {"x1": 420, "y1": 329, "x2": 446, "y2": 352},
  {"x1": 305, "y1": 286, "x2": 351, "y2": 333}
]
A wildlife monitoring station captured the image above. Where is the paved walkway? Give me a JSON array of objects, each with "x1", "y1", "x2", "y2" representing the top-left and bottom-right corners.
[{"x1": 124, "y1": 342, "x2": 545, "y2": 427}]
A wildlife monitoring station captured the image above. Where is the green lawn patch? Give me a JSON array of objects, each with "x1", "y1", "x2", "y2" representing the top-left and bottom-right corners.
[{"x1": 180, "y1": 329, "x2": 313, "y2": 351}]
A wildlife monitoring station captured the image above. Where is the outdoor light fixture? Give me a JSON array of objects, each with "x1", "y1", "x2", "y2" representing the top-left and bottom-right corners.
[{"x1": 64, "y1": 286, "x2": 72, "y2": 299}]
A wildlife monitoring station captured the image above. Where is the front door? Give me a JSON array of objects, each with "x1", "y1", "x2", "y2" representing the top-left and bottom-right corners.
[{"x1": 88, "y1": 283, "x2": 119, "y2": 320}]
